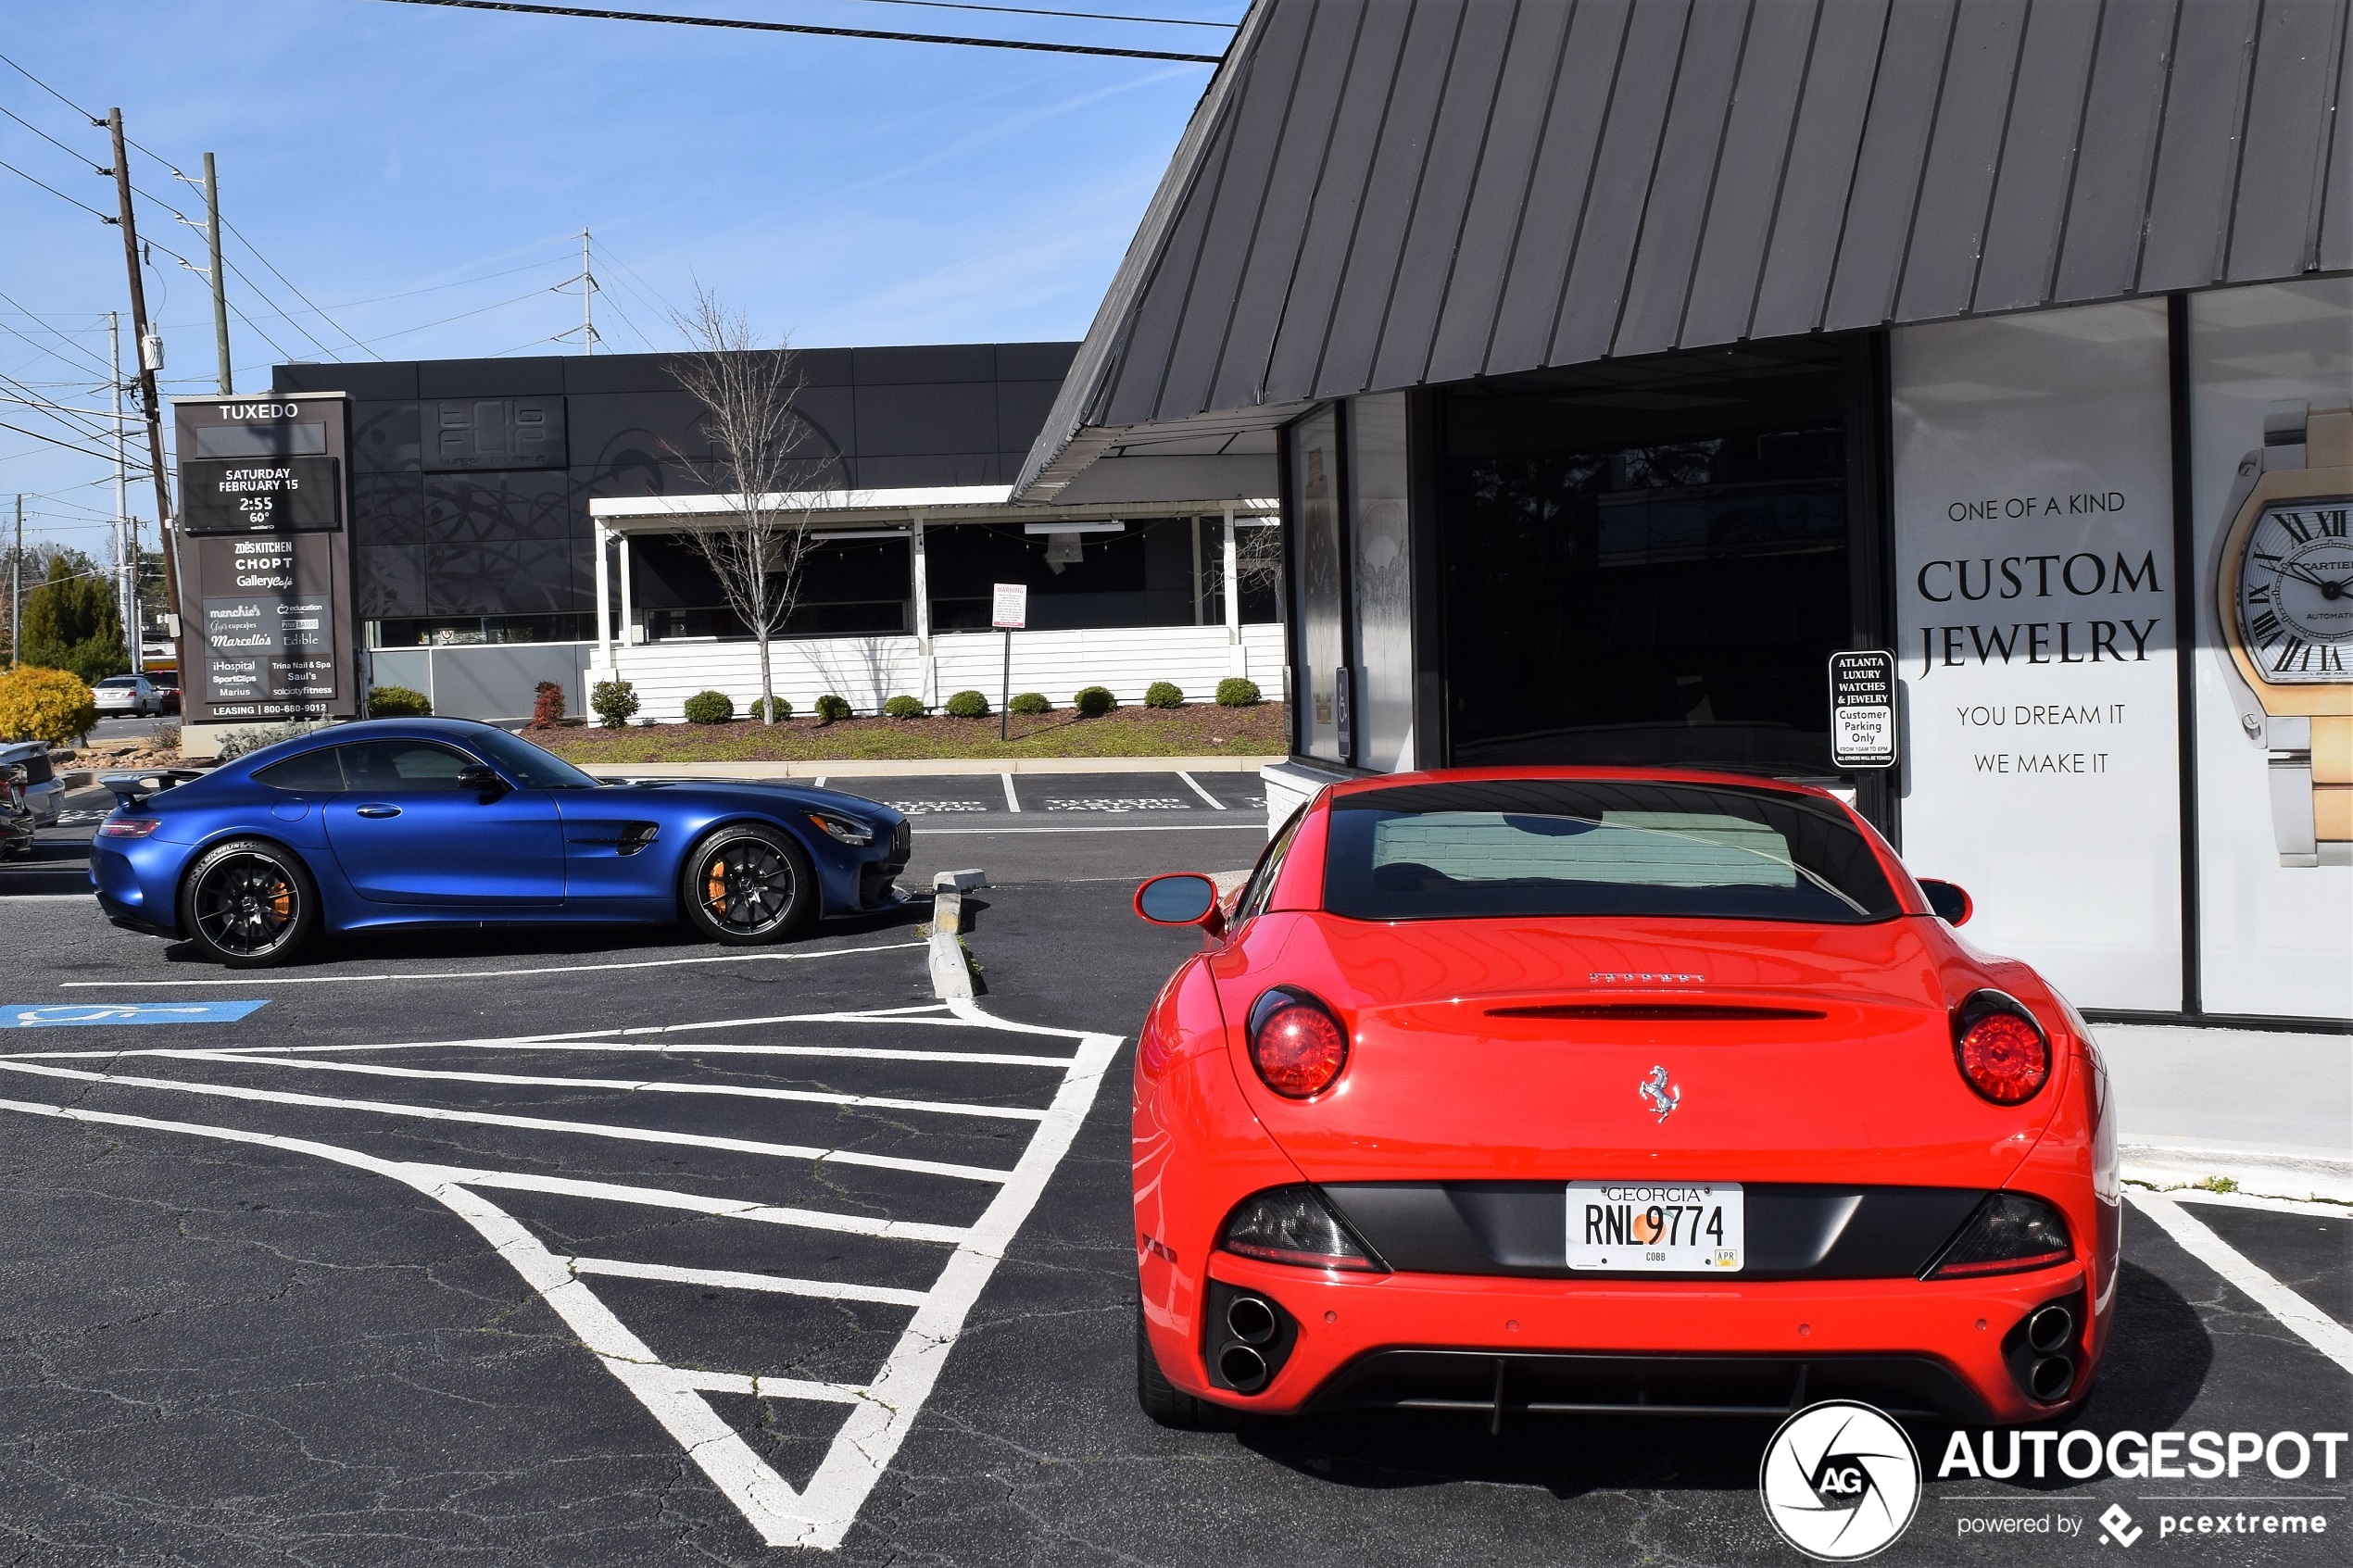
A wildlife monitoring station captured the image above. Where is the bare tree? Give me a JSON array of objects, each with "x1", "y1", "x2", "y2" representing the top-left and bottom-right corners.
[{"x1": 664, "y1": 290, "x2": 837, "y2": 724}]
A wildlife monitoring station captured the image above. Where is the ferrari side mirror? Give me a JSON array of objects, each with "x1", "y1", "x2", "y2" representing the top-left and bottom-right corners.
[
  {"x1": 1136, "y1": 872, "x2": 1225, "y2": 934},
  {"x1": 457, "y1": 764, "x2": 507, "y2": 795},
  {"x1": 1919, "y1": 879, "x2": 1973, "y2": 926}
]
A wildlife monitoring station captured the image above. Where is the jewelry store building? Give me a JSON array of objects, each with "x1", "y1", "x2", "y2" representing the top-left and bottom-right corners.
[{"x1": 1014, "y1": 0, "x2": 2352, "y2": 1027}]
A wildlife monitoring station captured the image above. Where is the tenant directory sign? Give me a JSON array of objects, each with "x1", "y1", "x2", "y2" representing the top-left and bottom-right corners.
[{"x1": 171, "y1": 393, "x2": 359, "y2": 723}]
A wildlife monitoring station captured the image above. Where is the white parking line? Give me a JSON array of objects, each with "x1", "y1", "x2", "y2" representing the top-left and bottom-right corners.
[
  {"x1": 0, "y1": 1058, "x2": 1015, "y2": 1183},
  {"x1": 53, "y1": 937, "x2": 928, "y2": 986},
  {"x1": 0, "y1": 945, "x2": 1124, "y2": 1550},
  {"x1": 1000, "y1": 772, "x2": 1020, "y2": 812},
  {"x1": 566, "y1": 1255, "x2": 929, "y2": 1308},
  {"x1": 2167, "y1": 1188, "x2": 2349, "y2": 1218},
  {"x1": 1176, "y1": 771, "x2": 1224, "y2": 809},
  {"x1": 2127, "y1": 1190, "x2": 2353, "y2": 1376},
  {"x1": 141, "y1": 1050, "x2": 1051, "y2": 1121}
]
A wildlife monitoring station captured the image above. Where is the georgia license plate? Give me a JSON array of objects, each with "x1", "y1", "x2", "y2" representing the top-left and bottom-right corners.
[{"x1": 1567, "y1": 1181, "x2": 1743, "y2": 1272}]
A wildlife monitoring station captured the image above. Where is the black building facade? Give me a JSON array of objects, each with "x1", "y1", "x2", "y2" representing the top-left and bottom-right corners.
[{"x1": 275, "y1": 344, "x2": 1079, "y2": 646}]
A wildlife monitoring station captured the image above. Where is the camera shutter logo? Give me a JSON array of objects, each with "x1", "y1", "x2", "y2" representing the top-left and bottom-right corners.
[{"x1": 1758, "y1": 1400, "x2": 1920, "y2": 1561}]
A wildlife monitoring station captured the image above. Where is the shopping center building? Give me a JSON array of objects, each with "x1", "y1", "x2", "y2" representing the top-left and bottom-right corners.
[
  {"x1": 1013, "y1": 0, "x2": 2352, "y2": 1027},
  {"x1": 270, "y1": 345, "x2": 1283, "y2": 721}
]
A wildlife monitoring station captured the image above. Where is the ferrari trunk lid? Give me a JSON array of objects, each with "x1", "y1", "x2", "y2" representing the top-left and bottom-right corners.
[{"x1": 1227, "y1": 916, "x2": 2060, "y2": 1190}]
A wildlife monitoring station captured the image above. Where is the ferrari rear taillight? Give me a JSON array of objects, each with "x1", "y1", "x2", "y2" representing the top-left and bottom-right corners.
[
  {"x1": 1928, "y1": 1192, "x2": 2073, "y2": 1278},
  {"x1": 1220, "y1": 1185, "x2": 1382, "y2": 1271},
  {"x1": 1246, "y1": 988, "x2": 1348, "y2": 1098},
  {"x1": 1952, "y1": 989, "x2": 2050, "y2": 1104}
]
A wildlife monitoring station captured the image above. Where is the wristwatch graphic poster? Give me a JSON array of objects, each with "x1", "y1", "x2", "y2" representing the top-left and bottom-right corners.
[{"x1": 2214, "y1": 400, "x2": 2353, "y2": 868}]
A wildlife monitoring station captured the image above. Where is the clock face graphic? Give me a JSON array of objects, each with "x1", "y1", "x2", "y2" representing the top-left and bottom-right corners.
[{"x1": 2234, "y1": 500, "x2": 2353, "y2": 684}]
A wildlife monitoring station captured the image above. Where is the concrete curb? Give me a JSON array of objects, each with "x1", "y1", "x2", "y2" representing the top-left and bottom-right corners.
[
  {"x1": 925, "y1": 871, "x2": 982, "y2": 1002},
  {"x1": 581, "y1": 756, "x2": 1274, "y2": 780},
  {"x1": 2120, "y1": 1140, "x2": 2353, "y2": 1203}
]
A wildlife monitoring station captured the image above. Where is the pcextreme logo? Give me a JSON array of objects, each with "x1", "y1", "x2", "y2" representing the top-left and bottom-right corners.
[{"x1": 1759, "y1": 1400, "x2": 1922, "y2": 1562}]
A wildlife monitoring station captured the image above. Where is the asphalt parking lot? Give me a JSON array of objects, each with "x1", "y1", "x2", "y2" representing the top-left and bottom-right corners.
[{"x1": 0, "y1": 783, "x2": 2345, "y2": 1565}]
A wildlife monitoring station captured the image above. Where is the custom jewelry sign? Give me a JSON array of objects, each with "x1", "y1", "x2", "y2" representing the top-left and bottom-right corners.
[
  {"x1": 1891, "y1": 301, "x2": 2182, "y2": 1011},
  {"x1": 171, "y1": 393, "x2": 359, "y2": 724}
]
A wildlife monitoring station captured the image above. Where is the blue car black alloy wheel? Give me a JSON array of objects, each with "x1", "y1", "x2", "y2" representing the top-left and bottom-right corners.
[
  {"x1": 683, "y1": 824, "x2": 814, "y2": 944},
  {"x1": 182, "y1": 838, "x2": 319, "y2": 967}
]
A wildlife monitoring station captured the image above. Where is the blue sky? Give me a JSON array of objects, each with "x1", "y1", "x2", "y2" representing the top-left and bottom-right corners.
[{"x1": 0, "y1": 0, "x2": 1235, "y2": 554}]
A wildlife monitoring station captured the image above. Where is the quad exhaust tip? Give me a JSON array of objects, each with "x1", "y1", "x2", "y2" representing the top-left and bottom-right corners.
[
  {"x1": 2026, "y1": 1303, "x2": 2074, "y2": 1355},
  {"x1": 1218, "y1": 1344, "x2": 1269, "y2": 1392},
  {"x1": 1226, "y1": 1295, "x2": 1277, "y2": 1346},
  {"x1": 2029, "y1": 1354, "x2": 2075, "y2": 1402}
]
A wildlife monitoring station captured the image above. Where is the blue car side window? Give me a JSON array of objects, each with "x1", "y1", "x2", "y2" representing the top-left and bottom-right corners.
[
  {"x1": 254, "y1": 749, "x2": 346, "y2": 792},
  {"x1": 339, "y1": 741, "x2": 473, "y2": 792}
]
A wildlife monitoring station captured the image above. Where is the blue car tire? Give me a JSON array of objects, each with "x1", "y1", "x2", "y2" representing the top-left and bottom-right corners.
[
  {"x1": 681, "y1": 824, "x2": 816, "y2": 945},
  {"x1": 180, "y1": 837, "x2": 319, "y2": 968}
]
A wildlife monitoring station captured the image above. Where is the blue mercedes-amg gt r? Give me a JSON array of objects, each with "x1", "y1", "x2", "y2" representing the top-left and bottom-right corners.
[{"x1": 90, "y1": 718, "x2": 911, "y2": 967}]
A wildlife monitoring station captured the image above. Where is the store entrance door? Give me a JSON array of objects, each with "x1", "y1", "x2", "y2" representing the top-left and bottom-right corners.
[{"x1": 1439, "y1": 340, "x2": 1880, "y2": 794}]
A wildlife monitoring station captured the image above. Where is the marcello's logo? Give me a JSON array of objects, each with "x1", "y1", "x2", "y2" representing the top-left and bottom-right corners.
[{"x1": 1759, "y1": 1401, "x2": 1922, "y2": 1562}]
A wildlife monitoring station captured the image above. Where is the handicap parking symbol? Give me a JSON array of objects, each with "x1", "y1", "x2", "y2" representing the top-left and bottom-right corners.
[{"x1": 0, "y1": 1000, "x2": 271, "y2": 1029}]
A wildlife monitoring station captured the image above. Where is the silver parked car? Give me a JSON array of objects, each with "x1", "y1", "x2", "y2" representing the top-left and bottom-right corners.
[
  {"x1": 0, "y1": 742, "x2": 64, "y2": 829},
  {"x1": 91, "y1": 673, "x2": 164, "y2": 716}
]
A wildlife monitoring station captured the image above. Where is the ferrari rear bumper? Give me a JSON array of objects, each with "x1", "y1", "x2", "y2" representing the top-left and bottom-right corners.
[{"x1": 1180, "y1": 1251, "x2": 2095, "y2": 1425}]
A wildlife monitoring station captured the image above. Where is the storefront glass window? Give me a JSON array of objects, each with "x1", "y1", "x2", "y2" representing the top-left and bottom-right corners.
[
  {"x1": 1891, "y1": 300, "x2": 2181, "y2": 1012},
  {"x1": 2189, "y1": 279, "x2": 2353, "y2": 1021},
  {"x1": 1351, "y1": 393, "x2": 1415, "y2": 773},
  {"x1": 925, "y1": 519, "x2": 1195, "y2": 633},
  {"x1": 1290, "y1": 407, "x2": 1348, "y2": 763}
]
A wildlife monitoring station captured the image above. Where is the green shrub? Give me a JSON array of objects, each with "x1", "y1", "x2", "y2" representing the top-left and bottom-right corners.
[
  {"x1": 1073, "y1": 685, "x2": 1115, "y2": 717},
  {"x1": 683, "y1": 690, "x2": 735, "y2": 725},
  {"x1": 1143, "y1": 681, "x2": 1184, "y2": 709},
  {"x1": 215, "y1": 720, "x2": 327, "y2": 760},
  {"x1": 943, "y1": 689, "x2": 989, "y2": 719},
  {"x1": 882, "y1": 694, "x2": 925, "y2": 720},
  {"x1": 814, "y1": 693, "x2": 852, "y2": 723},
  {"x1": 748, "y1": 696, "x2": 790, "y2": 721},
  {"x1": 591, "y1": 678, "x2": 640, "y2": 729},
  {"x1": 1215, "y1": 676, "x2": 1264, "y2": 708},
  {"x1": 0, "y1": 664, "x2": 97, "y2": 746},
  {"x1": 1010, "y1": 691, "x2": 1051, "y2": 715},
  {"x1": 368, "y1": 684, "x2": 432, "y2": 719}
]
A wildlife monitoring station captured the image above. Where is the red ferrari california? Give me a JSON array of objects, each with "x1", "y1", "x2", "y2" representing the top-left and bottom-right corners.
[{"x1": 1128, "y1": 769, "x2": 2118, "y2": 1430}]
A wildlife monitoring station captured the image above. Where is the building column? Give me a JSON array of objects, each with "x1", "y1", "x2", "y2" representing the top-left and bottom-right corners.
[
  {"x1": 910, "y1": 514, "x2": 936, "y2": 706},
  {"x1": 617, "y1": 531, "x2": 635, "y2": 651},
  {"x1": 592, "y1": 520, "x2": 612, "y2": 672},
  {"x1": 1223, "y1": 504, "x2": 1244, "y2": 676}
]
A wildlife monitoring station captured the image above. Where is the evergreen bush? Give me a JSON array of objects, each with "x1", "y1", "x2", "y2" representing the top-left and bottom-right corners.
[
  {"x1": 943, "y1": 690, "x2": 989, "y2": 719},
  {"x1": 1214, "y1": 676, "x2": 1263, "y2": 707},
  {"x1": 882, "y1": 695, "x2": 925, "y2": 720},
  {"x1": 1009, "y1": 691, "x2": 1051, "y2": 715},
  {"x1": 1143, "y1": 681, "x2": 1184, "y2": 709},
  {"x1": 1073, "y1": 685, "x2": 1115, "y2": 716},
  {"x1": 368, "y1": 685, "x2": 432, "y2": 719},
  {"x1": 683, "y1": 690, "x2": 735, "y2": 725},
  {"x1": 591, "y1": 678, "x2": 640, "y2": 729}
]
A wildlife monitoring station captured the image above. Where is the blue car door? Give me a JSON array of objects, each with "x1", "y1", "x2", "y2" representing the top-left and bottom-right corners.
[{"x1": 322, "y1": 738, "x2": 564, "y2": 906}]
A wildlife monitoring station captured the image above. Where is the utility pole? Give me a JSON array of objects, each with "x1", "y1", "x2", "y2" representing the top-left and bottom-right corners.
[
  {"x1": 9, "y1": 495, "x2": 19, "y2": 669},
  {"x1": 204, "y1": 152, "x2": 231, "y2": 395},
  {"x1": 103, "y1": 108, "x2": 184, "y2": 687},
  {"x1": 580, "y1": 227, "x2": 598, "y2": 356},
  {"x1": 110, "y1": 312, "x2": 139, "y2": 673}
]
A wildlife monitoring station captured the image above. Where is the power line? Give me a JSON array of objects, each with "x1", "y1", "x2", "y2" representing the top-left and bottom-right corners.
[
  {"x1": 358, "y1": 0, "x2": 1226, "y2": 63},
  {"x1": 0, "y1": 152, "x2": 111, "y2": 220},
  {"x1": 838, "y1": 0, "x2": 1235, "y2": 28}
]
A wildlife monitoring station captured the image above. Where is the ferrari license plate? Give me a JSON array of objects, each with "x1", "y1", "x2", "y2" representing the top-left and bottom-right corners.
[{"x1": 1567, "y1": 1182, "x2": 1743, "y2": 1272}]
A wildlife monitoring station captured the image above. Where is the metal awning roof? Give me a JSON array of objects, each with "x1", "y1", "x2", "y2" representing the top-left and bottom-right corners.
[{"x1": 1018, "y1": 0, "x2": 2351, "y2": 503}]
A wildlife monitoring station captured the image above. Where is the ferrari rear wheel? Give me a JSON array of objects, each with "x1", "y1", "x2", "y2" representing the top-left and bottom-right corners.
[
  {"x1": 182, "y1": 839, "x2": 317, "y2": 968},
  {"x1": 1137, "y1": 1300, "x2": 1226, "y2": 1430},
  {"x1": 682, "y1": 825, "x2": 815, "y2": 945}
]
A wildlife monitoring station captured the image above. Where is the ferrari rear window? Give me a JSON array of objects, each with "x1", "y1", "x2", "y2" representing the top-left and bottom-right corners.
[{"x1": 1324, "y1": 779, "x2": 1900, "y2": 924}]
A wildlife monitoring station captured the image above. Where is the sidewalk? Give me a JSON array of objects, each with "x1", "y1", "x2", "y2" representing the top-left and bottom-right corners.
[{"x1": 2093, "y1": 1022, "x2": 2353, "y2": 1201}]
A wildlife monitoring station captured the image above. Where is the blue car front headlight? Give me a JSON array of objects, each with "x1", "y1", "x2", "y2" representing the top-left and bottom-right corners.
[{"x1": 807, "y1": 811, "x2": 875, "y2": 847}]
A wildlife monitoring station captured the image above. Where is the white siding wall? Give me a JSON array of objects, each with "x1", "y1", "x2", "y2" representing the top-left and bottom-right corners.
[{"x1": 589, "y1": 623, "x2": 1288, "y2": 723}]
